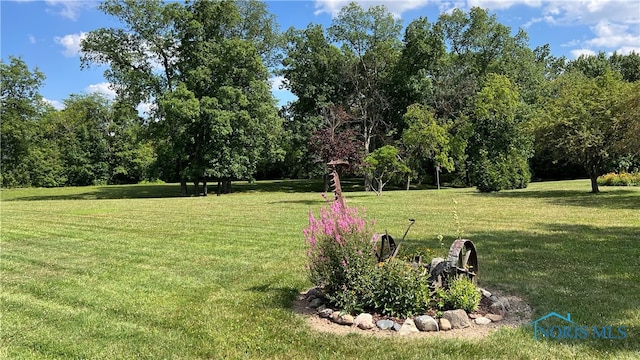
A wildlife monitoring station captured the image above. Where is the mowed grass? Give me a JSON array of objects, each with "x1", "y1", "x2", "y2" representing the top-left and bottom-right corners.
[{"x1": 1, "y1": 179, "x2": 639, "y2": 359}]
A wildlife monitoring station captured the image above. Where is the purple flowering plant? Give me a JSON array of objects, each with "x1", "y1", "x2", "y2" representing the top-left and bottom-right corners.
[{"x1": 303, "y1": 198, "x2": 379, "y2": 312}]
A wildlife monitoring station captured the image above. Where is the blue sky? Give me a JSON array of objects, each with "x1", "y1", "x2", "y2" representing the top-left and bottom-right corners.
[{"x1": 2, "y1": 0, "x2": 639, "y2": 112}]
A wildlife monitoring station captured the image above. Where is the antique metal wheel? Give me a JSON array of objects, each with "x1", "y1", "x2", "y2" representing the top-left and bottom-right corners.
[{"x1": 447, "y1": 239, "x2": 478, "y2": 283}]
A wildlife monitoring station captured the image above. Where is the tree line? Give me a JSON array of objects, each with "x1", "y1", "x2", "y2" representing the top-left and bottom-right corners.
[{"x1": 2, "y1": 0, "x2": 639, "y2": 194}]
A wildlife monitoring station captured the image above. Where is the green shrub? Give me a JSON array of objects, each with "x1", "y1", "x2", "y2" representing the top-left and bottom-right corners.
[
  {"x1": 435, "y1": 275, "x2": 481, "y2": 312},
  {"x1": 303, "y1": 200, "x2": 378, "y2": 313},
  {"x1": 371, "y1": 259, "x2": 431, "y2": 317},
  {"x1": 597, "y1": 172, "x2": 640, "y2": 186}
]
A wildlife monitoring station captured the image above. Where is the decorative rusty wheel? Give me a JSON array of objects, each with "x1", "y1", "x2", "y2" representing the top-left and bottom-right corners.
[
  {"x1": 447, "y1": 239, "x2": 478, "y2": 283},
  {"x1": 376, "y1": 234, "x2": 397, "y2": 262}
]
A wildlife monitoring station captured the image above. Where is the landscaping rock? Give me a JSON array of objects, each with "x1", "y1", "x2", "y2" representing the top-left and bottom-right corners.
[
  {"x1": 318, "y1": 308, "x2": 333, "y2": 318},
  {"x1": 376, "y1": 319, "x2": 394, "y2": 330},
  {"x1": 332, "y1": 312, "x2": 354, "y2": 326},
  {"x1": 468, "y1": 313, "x2": 482, "y2": 319},
  {"x1": 393, "y1": 322, "x2": 402, "y2": 332},
  {"x1": 430, "y1": 257, "x2": 445, "y2": 269},
  {"x1": 305, "y1": 288, "x2": 323, "y2": 301},
  {"x1": 489, "y1": 301, "x2": 506, "y2": 316},
  {"x1": 497, "y1": 297, "x2": 511, "y2": 310},
  {"x1": 475, "y1": 317, "x2": 492, "y2": 325},
  {"x1": 439, "y1": 318, "x2": 452, "y2": 331},
  {"x1": 441, "y1": 309, "x2": 471, "y2": 329},
  {"x1": 415, "y1": 315, "x2": 439, "y2": 332},
  {"x1": 485, "y1": 313, "x2": 504, "y2": 322},
  {"x1": 309, "y1": 298, "x2": 323, "y2": 308},
  {"x1": 354, "y1": 313, "x2": 375, "y2": 330},
  {"x1": 398, "y1": 319, "x2": 420, "y2": 335},
  {"x1": 479, "y1": 288, "x2": 492, "y2": 298}
]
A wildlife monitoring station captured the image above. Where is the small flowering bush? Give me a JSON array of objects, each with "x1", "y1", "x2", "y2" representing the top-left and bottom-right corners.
[
  {"x1": 303, "y1": 200, "x2": 378, "y2": 313},
  {"x1": 304, "y1": 199, "x2": 433, "y2": 317}
]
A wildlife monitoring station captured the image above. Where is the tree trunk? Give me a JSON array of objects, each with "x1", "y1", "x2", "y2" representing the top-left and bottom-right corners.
[
  {"x1": 589, "y1": 173, "x2": 600, "y2": 194},
  {"x1": 194, "y1": 179, "x2": 200, "y2": 197},
  {"x1": 406, "y1": 175, "x2": 411, "y2": 191},
  {"x1": 217, "y1": 180, "x2": 221, "y2": 196},
  {"x1": 180, "y1": 178, "x2": 188, "y2": 196},
  {"x1": 203, "y1": 180, "x2": 208, "y2": 196}
]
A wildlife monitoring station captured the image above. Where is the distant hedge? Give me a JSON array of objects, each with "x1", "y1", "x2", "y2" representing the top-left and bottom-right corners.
[{"x1": 597, "y1": 172, "x2": 640, "y2": 186}]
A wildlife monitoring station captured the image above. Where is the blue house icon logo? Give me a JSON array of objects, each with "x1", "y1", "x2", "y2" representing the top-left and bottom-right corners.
[{"x1": 532, "y1": 312, "x2": 574, "y2": 341}]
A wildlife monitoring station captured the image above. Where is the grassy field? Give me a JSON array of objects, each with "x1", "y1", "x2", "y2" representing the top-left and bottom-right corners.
[{"x1": 1, "y1": 179, "x2": 639, "y2": 359}]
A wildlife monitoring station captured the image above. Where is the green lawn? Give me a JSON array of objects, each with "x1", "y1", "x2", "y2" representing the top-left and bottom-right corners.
[{"x1": 1, "y1": 180, "x2": 639, "y2": 359}]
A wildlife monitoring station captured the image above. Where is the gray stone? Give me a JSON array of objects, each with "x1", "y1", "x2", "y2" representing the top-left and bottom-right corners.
[
  {"x1": 309, "y1": 298, "x2": 323, "y2": 308},
  {"x1": 441, "y1": 309, "x2": 471, "y2": 329},
  {"x1": 354, "y1": 313, "x2": 375, "y2": 330},
  {"x1": 485, "y1": 313, "x2": 503, "y2": 322},
  {"x1": 439, "y1": 318, "x2": 452, "y2": 331},
  {"x1": 392, "y1": 322, "x2": 402, "y2": 332},
  {"x1": 479, "y1": 288, "x2": 492, "y2": 298},
  {"x1": 489, "y1": 301, "x2": 506, "y2": 316},
  {"x1": 305, "y1": 288, "x2": 323, "y2": 301},
  {"x1": 317, "y1": 304, "x2": 326, "y2": 311},
  {"x1": 414, "y1": 315, "x2": 439, "y2": 332},
  {"x1": 475, "y1": 317, "x2": 492, "y2": 325},
  {"x1": 430, "y1": 257, "x2": 445, "y2": 269},
  {"x1": 398, "y1": 319, "x2": 420, "y2": 335},
  {"x1": 318, "y1": 308, "x2": 333, "y2": 318},
  {"x1": 376, "y1": 319, "x2": 394, "y2": 330},
  {"x1": 497, "y1": 297, "x2": 511, "y2": 310}
]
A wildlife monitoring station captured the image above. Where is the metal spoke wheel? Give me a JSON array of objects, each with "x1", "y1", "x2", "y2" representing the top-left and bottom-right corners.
[{"x1": 447, "y1": 239, "x2": 478, "y2": 283}]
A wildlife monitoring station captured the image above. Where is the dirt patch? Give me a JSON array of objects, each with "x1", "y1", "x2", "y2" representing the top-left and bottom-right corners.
[{"x1": 293, "y1": 288, "x2": 533, "y2": 339}]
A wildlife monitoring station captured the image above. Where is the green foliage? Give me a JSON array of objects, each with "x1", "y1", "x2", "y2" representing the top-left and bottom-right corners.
[
  {"x1": 597, "y1": 172, "x2": 640, "y2": 186},
  {"x1": 371, "y1": 259, "x2": 431, "y2": 317},
  {"x1": 363, "y1": 145, "x2": 411, "y2": 195},
  {"x1": 470, "y1": 74, "x2": 532, "y2": 192},
  {"x1": 401, "y1": 104, "x2": 454, "y2": 182},
  {"x1": 435, "y1": 275, "x2": 481, "y2": 312},
  {"x1": 538, "y1": 68, "x2": 632, "y2": 193}
]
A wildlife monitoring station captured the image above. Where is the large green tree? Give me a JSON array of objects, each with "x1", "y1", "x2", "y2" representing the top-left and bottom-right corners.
[
  {"x1": 538, "y1": 69, "x2": 632, "y2": 193},
  {"x1": 0, "y1": 56, "x2": 47, "y2": 187},
  {"x1": 469, "y1": 74, "x2": 531, "y2": 192},
  {"x1": 82, "y1": 0, "x2": 282, "y2": 195}
]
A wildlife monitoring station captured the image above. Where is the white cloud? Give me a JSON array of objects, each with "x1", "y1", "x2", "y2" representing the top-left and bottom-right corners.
[
  {"x1": 28, "y1": 35, "x2": 36, "y2": 44},
  {"x1": 269, "y1": 76, "x2": 287, "y2": 92},
  {"x1": 570, "y1": 48, "x2": 597, "y2": 58},
  {"x1": 85, "y1": 82, "x2": 117, "y2": 99},
  {"x1": 615, "y1": 46, "x2": 640, "y2": 55},
  {"x1": 314, "y1": 0, "x2": 431, "y2": 17},
  {"x1": 44, "y1": 0, "x2": 92, "y2": 21},
  {"x1": 540, "y1": 1, "x2": 639, "y2": 26},
  {"x1": 467, "y1": 0, "x2": 542, "y2": 11},
  {"x1": 585, "y1": 21, "x2": 640, "y2": 48},
  {"x1": 43, "y1": 98, "x2": 65, "y2": 110},
  {"x1": 54, "y1": 32, "x2": 87, "y2": 57},
  {"x1": 137, "y1": 102, "x2": 154, "y2": 117}
]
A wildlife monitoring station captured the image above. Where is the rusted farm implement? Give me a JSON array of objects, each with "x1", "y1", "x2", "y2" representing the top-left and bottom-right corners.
[{"x1": 328, "y1": 161, "x2": 478, "y2": 289}]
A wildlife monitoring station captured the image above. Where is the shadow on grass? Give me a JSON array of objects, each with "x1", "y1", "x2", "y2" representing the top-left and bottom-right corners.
[
  {"x1": 246, "y1": 283, "x2": 300, "y2": 310},
  {"x1": 3, "y1": 179, "x2": 364, "y2": 201},
  {"x1": 463, "y1": 223, "x2": 640, "y2": 352},
  {"x1": 476, "y1": 188, "x2": 640, "y2": 210}
]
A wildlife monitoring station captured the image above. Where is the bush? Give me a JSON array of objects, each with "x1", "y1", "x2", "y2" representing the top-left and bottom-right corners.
[
  {"x1": 303, "y1": 200, "x2": 378, "y2": 313},
  {"x1": 434, "y1": 275, "x2": 481, "y2": 312},
  {"x1": 371, "y1": 259, "x2": 431, "y2": 317},
  {"x1": 597, "y1": 172, "x2": 640, "y2": 186}
]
